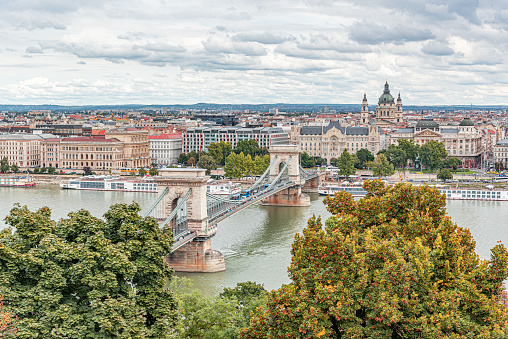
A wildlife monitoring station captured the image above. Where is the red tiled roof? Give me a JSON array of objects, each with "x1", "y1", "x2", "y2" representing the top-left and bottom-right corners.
[
  {"x1": 149, "y1": 133, "x2": 182, "y2": 140},
  {"x1": 61, "y1": 136, "x2": 120, "y2": 143},
  {"x1": 92, "y1": 130, "x2": 105, "y2": 135}
]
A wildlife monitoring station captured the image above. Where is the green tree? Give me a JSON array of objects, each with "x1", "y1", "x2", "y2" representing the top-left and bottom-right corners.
[
  {"x1": 1, "y1": 203, "x2": 178, "y2": 338},
  {"x1": 224, "y1": 153, "x2": 244, "y2": 178},
  {"x1": 252, "y1": 155, "x2": 265, "y2": 175},
  {"x1": 398, "y1": 139, "x2": 420, "y2": 164},
  {"x1": 40, "y1": 166, "x2": 47, "y2": 173},
  {"x1": 372, "y1": 153, "x2": 395, "y2": 178},
  {"x1": 386, "y1": 144, "x2": 406, "y2": 168},
  {"x1": 300, "y1": 152, "x2": 315, "y2": 168},
  {"x1": 420, "y1": 140, "x2": 448, "y2": 171},
  {"x1": 33, "y1": 167, "x2": 39, "y2": 174},
  {"x1": 10, "y1": 163, "x2": 19, "y2": 173},
  {"x1": 437, "y1": 168, "x2": 453, "y2": 182},
  {"x1": 495, "y1": 162, "x2": 505, "y2": 172},
  {"x1": 208, "y1": 141, "x2": 232, "y2": 166},
  {"x1": 47, "y1": 166, "x2": 55, "y2": 174},
  {"x1": 355, "y1": 149, "x2": 374, "y2": 169},
  {"x1": 242, "y1": 182, "x2": 508, "y2": 338},
  {"x1": 444, "y1": 157, "x2": 461, "y2": 171},
  {"x1": 197, "y1": 155, "x2": 218, "y2": 175},
  {"x1": 315, "y1": 157, "x2": 327, "y2": 166},
  {"x1": 139, "y1": 167, "x2": 147, "y2": 176},
  {"x1": 178, "y1": 153, "x2": 188, "y2": 164},
  {"x1": 335, "y1": 149, "x2": 356, "y2": 178},
  {"x1": 235, "y1": 140, "x2": 260, "y2": 157},
  {"x1": 149, "y1": 167, "x2": 159, "y2": 176},
  {"x1": 0, "y1": 157, "x2": 9, "y2": 173}
]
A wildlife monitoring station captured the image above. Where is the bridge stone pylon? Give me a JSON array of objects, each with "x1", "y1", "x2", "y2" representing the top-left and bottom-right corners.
[
  {"x1": 261, "y1": 145, "x2": 311, "y2": 207},
  {"x1": 154, "y1": 168, "x2": 225, "y2": 273}
]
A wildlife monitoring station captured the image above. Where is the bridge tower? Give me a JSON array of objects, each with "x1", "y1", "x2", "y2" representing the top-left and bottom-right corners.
[
  {"x1": 261, "y1": 145, "x2": 311, "y2": 206},
  {"x1": 154, "y1": 168, "x2": 225, "y2": 273}
]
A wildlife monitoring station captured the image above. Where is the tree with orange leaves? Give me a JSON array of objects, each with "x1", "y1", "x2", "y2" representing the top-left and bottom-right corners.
[
  {"x1": 0, "y1": 295, "x2": 16, "y2": 337},
  {"x1": 241, "y1": 180, "x2": 508, "y2": 338}
]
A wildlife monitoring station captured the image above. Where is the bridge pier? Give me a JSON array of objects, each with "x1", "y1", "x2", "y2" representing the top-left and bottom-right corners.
[
  {"x1": 260, "y1": 186, "x2": 310, "y2": 206},
  {"x1": 301, "y1": 176, "x2": 320, "y2": 193},
  {"x1": 155, "y1": 168, "x2": 225, "y2": 273}
]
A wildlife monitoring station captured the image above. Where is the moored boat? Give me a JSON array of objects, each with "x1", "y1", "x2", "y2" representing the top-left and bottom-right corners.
[
  {"x1": 318, "y1": 184, "x2": 367, "y2": 197},
  {"x1": 0, "y1": 175, "x2": 36, "y2": 187},
  {"x1": 60, "y1": 175, "x2": 158, "y2": 193},
  {"x1": 437, "y1": 188, "x2": 508, "y2": 201}
]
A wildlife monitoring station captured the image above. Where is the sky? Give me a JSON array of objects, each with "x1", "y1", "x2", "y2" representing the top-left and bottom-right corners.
[{"x1": 1, "y1": 0, "x2": 508, "y2": 106}]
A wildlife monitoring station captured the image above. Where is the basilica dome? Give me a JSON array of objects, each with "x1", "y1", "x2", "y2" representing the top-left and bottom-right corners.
[{"x1": 378, "y1": 81, "x2": 395, "y2": 104}]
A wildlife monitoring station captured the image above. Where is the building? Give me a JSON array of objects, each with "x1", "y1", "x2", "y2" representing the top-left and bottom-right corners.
[
  {"x1": 0, "y1": 134, "x2": 54, "y2": 169},
  {"x1": 390, "y1": 117, "x2": 484, "y2": 168},
  {"x1": 372, "y1": 81, "x2": 403, "y2": 127},
  {"x1": 149, "y1": 134, "x2": 183, "y2": 165},
  {"x1": 493, "y1": 139, "x2": 508, "y2": 168},
  {"x1": 290, "y1": 121, "x2": 381, "y2": 164},
  {"x1": 105, "y1": 129, "x2": 150, "y2": 168},
  {"x1": 34, "y1": 124, "x2": 92, "y2": 137},
  {"x1": 42, "y1": 136, "x2": 125, "y2": 173},
  {"x1": 192, "y1": 114, "x2": 239, "y2": 126},
  {"x1": 183, "y1": 126, "x2": 288, "y2": 153}
]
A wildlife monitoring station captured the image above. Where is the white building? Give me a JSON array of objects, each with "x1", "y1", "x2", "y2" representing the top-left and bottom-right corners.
[
  {"x1": 0, "y1": 134, "x2": 55, "y2": 169},
  {"x1": 493, "y1": 139, "x2": 508, "y2": 168},
  {"x1": 149, "y1": 134, "x2": 183, "y2": 165}
]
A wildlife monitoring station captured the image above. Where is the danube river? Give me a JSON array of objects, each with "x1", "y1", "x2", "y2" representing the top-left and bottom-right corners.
[{"x1": 1, "y1": 184, "x2": 508, "y2": 295}]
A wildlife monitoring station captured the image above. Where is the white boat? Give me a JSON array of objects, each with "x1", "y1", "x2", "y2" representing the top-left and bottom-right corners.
[
  {"x1": 318, "y1": 184, "x2": 367, "y2": 197},
  {"x1": 207, "y1": 181, "x2": 242, "y2": 196},
  {"x1": 438, "y1": 188, "x2": 508, "y2": 201},
  {"x1": 60, "y1": 175, "x2": 158, "y2": 193},
  {"x1": 0, "y1": 175, "x2": 36, "y2": 187}
]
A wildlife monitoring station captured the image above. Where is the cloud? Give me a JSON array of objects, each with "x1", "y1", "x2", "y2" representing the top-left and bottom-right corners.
[
  {"x1": 15, "y1": 19, "x2": 66, "y2": 31},
  {"x1": 25, "y1": 46, "x2": 43, "y2": 54},
  {"x1": 349, "y1": 21, "x2": 435, "y2": 45},
  {"x1": 421, "y1": 41, "x2": 454, "y2": 56},
  {"x1": 234, "y1": 31, "x2": 293, "y2": 45},
  {"x1": 203, "y1": 34, "x2": 266, "y2": 56}
]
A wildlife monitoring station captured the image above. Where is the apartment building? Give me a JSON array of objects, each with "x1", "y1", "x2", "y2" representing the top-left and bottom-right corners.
[
  {"x1": 493, "y1": 139, "x2": 508, "y2": 168},
  {"x1": 183, "y1": 126, "x2": 288, "y2": 153},
  {"x1": 149, "y1": 134, "x2": 182, "y2": 165},
  {"x1": 0, "y1": 134, "x2": 54, "y2": 169}
]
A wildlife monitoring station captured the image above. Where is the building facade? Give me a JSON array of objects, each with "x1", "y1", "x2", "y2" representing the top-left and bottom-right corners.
[
  {"x1": 149, "y1": 134, "x2": 183, "y2": 165},
  {"x1": 54, "y1": 137, "x2": 124, "y2": 173},
  {"x1": 390, "y1": 118, "x2": 484, "y2": 168},
  {"x1": 290, "y1": 121, "x2": 381, "y2": 164},
  {"x1": 183, "y1": 127, "x2": 288, "y2": 153},
  {"x1": 0, "y1": 134, "x2": 53, "y2": 169},
  {"x1": 105, "y1": 129, "x2": 150, "y2": 168},
  {"x1": 493, "y1": 139, "x2": 508, "y2": 168}
]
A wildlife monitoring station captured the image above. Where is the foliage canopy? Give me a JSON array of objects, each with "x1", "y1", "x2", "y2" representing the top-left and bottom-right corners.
[
  {"x1": 0, "y1": 203, "x2": 178, "y2": 338},
  {"x1": 242, "y1": 181, "x2": 508, "y2": 338}
]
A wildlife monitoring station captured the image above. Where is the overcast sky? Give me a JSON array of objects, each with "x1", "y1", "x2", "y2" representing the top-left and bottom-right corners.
[{"x1": 1, "y1": 0, "x2": 507, "y2": 105}]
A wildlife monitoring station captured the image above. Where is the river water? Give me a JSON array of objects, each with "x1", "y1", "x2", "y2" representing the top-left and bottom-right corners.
[{"x1": 1, "y1": 185, "x2": 507, "y2": 295}]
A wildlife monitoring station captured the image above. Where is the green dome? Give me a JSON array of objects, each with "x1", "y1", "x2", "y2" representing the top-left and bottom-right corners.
[
  {"x1": 378, "y1": 81, "x2": 394, "y2": 104},
  {"x1": 459, "y1": 118, "x2": 474, "y2": 126}
]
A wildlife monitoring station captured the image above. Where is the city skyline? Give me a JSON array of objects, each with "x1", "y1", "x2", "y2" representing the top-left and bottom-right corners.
[{"x1": 1, "y1": 0, "x2": 508, "y2": 105}]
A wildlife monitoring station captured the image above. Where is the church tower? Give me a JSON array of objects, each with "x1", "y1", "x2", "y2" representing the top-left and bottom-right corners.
[
  {"x1": 396, "y1": 92, "x2": 403, "y2": 123},
  {"x1": 361, "y1": 93, "x2": 369, "y2": 125}
]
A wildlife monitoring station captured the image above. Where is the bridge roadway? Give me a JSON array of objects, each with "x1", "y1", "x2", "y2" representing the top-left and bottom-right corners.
[{"x1": 145, "y1": 160, "x2": 320, "y2": 252}]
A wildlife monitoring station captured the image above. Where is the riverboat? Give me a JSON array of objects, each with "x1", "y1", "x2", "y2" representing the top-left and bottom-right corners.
[
  {"x1": 0, "y1": 175, "x2": 36, "y2": 187},
  {"x1": 318, "y1": 184, "x2": 367, "y2": 197},
  {"x1": 207, "y1": 181, "x2": 242, "y2": 196},
  {"x1": 437, "y1": 188, "x2": 508, "y2": 201},
  {"x1": 60, "y1": 175, "x2": 158, "y2": 193}
]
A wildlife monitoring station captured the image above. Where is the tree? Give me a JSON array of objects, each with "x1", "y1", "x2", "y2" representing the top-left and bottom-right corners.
[
  {"x1": 178, "y1": 153, "x2": 188, "y2": 164},
  {"x1": 10, "y1": 163, "x2": 19, "y2": 173},
  {"x1": 252, "y1": 155, "x2": 266, "y2": 175},
  {"x1": 224, "y1": 152, "x2": 253, "y2": 178},
  {"x1": 300, "y1": 152, "x2": 315, "y2": 168},
  {"x1": 355, "y1": 149, "x2": 374, "y2": 169},
  {"x1": 149, "y1": 167, "x2": 159, "y2": 176},
  {"x1": 444, "y1": 157, "x2": 462, "y2": 171},
  {"x1": 242, "y1": 182, "x2": 508, "y2": 338},
  {"x1": 208, "y1": 141, "x2": 233, "y2": 166},
  {"x1": 437, "y1": 168, "x2": 453, "y2": 182},
  {"x1": 420, "y1": 140, "x2": 448, "y2": 171},
  {"x1": 235, "y1": 140, "x2": 262, "y2": 158},
  {"x1": 495, "y1": 162, "x2": 505, "y2": 172},
  {"x1": 0, "y1": 295, "x2": 17, "y2": 336},
  {"x1": 33, "y1": 167, "x2": 40, "y2": 174},
  {"x1": 1, "y1": 203, "x2": 178, "y2": 338},
  {"x1": 372, "y1": 153, "x2": 395, "y2": 178},
  {"x1": 171, "y1": 279, "x2": 266, "y2": 339},
  {"x1": 0, "y1": 157, "x2": 8, "y2": 173},
  {"x1": 334, "y1": 149, "x2": 356, "y2": 178},
  {"x1": 40, "y1": 166, "x2": 47, "y2": 173},
  {"x1": 187, "y1": 157, "x2": 196, "y2": 167},
  {"x1": 139, "y1": 167, "x2": 147, "y2": 176},
  {"x1": 83, "y1": 167, "x2": 93, "y2": 176},
  {"x1": 315, "y1": 157, "x2": 327, "y2": 166},
  {"x1": 47, "y1": 166, "x2": 55, "y2": 174},
  {"x1": 398, "y1": 139, "x2": 420, "y2": 165},
  {"x1": 386, "y1": 144, "x2": 406, "y2": 168},
  {"x1": 197, "y1": 155, "x2": 218, "y2": 175}
]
